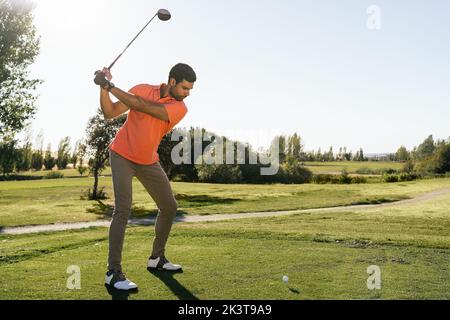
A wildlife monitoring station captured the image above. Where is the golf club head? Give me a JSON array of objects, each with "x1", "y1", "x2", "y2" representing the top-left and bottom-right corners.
[{"x1": 157, "y1": 9, "x2": 171, "y2": 21}]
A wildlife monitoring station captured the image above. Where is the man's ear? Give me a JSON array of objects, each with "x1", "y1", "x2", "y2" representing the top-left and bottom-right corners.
[{"x1": 168, "y1": 78, "x2": 177, "y2": 87}]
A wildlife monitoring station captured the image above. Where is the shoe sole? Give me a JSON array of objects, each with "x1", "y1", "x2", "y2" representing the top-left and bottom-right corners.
[
  {"x1": 147, "y1": 266, "x2": 183, "y2": 273},
  {"x1": 105, "y1": 283, "x2": 139, "y2": 291}
]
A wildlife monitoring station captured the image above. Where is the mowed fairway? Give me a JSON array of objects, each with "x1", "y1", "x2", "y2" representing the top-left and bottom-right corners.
[
  {"x1": 0, "y1": 188, "x2": 449, "y2": 300},
  {"x1": 1, "y1": 174, "x2": 450, "y2": 227},
  {"x1": 304, "y1": 161, "x2": 403, "y2": 174}
]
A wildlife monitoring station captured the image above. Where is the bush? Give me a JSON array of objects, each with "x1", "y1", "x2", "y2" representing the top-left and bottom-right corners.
[
  {"x1": 339, "y1": 171, "x2": 352, "y2": 184},
  {"x1": 312, "y1": 174, "x2": 336, "y2": 184},
  {"x1": 44, "y1": 171, "x2": 64, "y2": 179},
  {"x1": 197, "y1": 164, "x2": 243, "y2": 184},
  {"x1": 398, "y1": 173, "x2": 419, "y2": 182},
  {"x1": 238, "y1": 157, "x2": 312, "y2": 184},
  {"x1": 0, "y1": 175, "x2": 43, "y2": 181},
  {"x1": 351, "y1": 176, "x2": 367, "y2": 184},
  {"x1": 383, "y1": 174, "x2": 399, "y2": 183},
  {"x1": 280, "y1": 158, "x2": 312, "y2": 184},
  {"x1": 238, "y1": 163, "x2": 265, "y2": 184},
  {"x1": 77, "y1": 166, "x2": 88, "y2": 176},
  {"x1": 172, "y1": 174, "x2": 189, "y2": 182},
  {"x1": 312, "y1": 174, "x2": 367, "y2": 184},
  {"x1": 381, "y1": 168, "x2": 399, "y2": 175}
]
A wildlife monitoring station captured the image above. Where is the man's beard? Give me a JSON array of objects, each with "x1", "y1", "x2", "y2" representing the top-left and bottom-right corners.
[{"x1": 170, "y1": 88, "x2": 185, "y2": 101}]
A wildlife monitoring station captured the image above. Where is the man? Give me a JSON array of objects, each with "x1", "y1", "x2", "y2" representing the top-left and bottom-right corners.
[{"x1": 94, "y1": 63, "x2": 196, "y2": 291}]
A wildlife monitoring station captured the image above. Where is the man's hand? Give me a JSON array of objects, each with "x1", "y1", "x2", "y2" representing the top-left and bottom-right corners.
[
  {"x1": 102, "y1": 67, "x2": 112, "y2": 81},
  {"x1": 94, "y1": 68, "x2": 114, "y2": 90}
]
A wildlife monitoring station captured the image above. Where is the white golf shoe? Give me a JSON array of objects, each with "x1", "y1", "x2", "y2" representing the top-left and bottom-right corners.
[
  {"x1": 147, "y1": 256, "x2": 182, "y2": 271},
  {"x1": 105, "y1": 270, "x2": 138, "y2": 291}
]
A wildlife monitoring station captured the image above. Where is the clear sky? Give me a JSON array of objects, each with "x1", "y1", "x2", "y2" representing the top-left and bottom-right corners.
[{"x1": 25, "y1": 0, "x2": 450, "y2": 154}]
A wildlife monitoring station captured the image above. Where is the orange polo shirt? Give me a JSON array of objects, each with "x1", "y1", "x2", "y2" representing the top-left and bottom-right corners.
[{"x1": 110, "y1": 84, "x2": 188, "y2": 165}]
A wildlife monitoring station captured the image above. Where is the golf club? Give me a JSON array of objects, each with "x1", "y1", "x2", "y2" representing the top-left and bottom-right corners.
[{"x1": 94, "y1": 9, "x2": 171, "y2": 83}]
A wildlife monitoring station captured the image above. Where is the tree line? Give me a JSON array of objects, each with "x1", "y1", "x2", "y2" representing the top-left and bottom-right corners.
[
  {"x1": 0, "y1": 132, "x2": 83, "y2": 175},
  {"x1": 394, "y1": 135, "x2": 450, "y2": 175},
  {"x1": 273, "y1": 133, "x2": 367, "y2": 162},
  {"x1": 1, "y1": 119, "x2": 449, "y2": 181}
]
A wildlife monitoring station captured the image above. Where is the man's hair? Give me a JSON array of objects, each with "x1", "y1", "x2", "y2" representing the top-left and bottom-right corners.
[{"x1": 169, "y1": 63, "x2": 197, "y2": 84}]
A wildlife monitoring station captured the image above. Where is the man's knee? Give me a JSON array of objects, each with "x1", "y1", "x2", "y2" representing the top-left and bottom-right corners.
[
  {"x1": 161, "y1": 198, "x2": 178, "y2": 215},
  {"x1": 112, "y1": 203, "x2": 132, "y2": 221}
]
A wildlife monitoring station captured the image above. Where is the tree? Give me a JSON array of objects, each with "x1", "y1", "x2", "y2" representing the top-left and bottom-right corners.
[
  {"x1": 159, "y1": 127, "x2": 227, "y2": 182},
  {"x1": 238, "y1": 143, "x2": 265, "y2": 183},
  {"x1": 77, "y1": 141, "x2": 87, "y2": 166},
  {"x1": 337, "y1": 147, "x2": 343, "y2": 161},
  {"x1": 414, "y1": 135, "x2": 435, "y2": 160},
  {"x1": 395, "y1": 146, "x2": 410, "y2": 162},
  {"x1": 56, "y1": 136, "x2": 71, "y2": 169},
  {"x1": 17, "y1": 137, "x2": 32, "y2": 171},
  {"x1": 324, "y1": 147, "x2": 334, "y2": 162},
  {"x1": 426, "y1": 143, "x2": 450, "y2": 174},
  {"x1": 337, "y1": 147, "x2": 352, "y2": 161},
  {"x1": 31, "y1": 150, "x2": 43, "y2": 171},
  {"x1": 0, "y1": 138, "x2": 19, "y2": 176},
  {"x1": 353, "y1": 148, "x2": 366, "y2": 162},
  {"x1": 287, "y1": 133, "x2": 303, "y2": 160},
  {"x1": 31, "y1": 130, "x2": 44, "y2": 171},
  {"x1": 271, "y1": 135, "x2": 286, "y2": 164},
  {"x1": 158, "y1": 128, "x2": 187, "y2": 179},
  {"x1": 316, "y1": 148, "x2": 323, "y2": 162},
  {"x1": 14, "y1": 126, "x2": 32, "y2": 171},
  {"x1": 402, "y1": 160, "x2": 415, "y2": 174},
  {"x1": 346, "y1": 151, "x2": 353, "y2": 161},
  {"x1": 76, "y1": 141, "x2": 88, "y2": 176},
  {"x1": 0, "y1": 0, "x2": 42, "y2": 139},
  {"x1": 281, "y1": 156, "x2": 312, "y2": 184},
  {"x1": 71, "y1": 140, "x2": 80, "y2": 168},
  {"x1": 43, "y1": 143, "x2": 55, "y2": 170},
  {"x1": 85, "y1": 110, "x2": 126, "y2": 200}
]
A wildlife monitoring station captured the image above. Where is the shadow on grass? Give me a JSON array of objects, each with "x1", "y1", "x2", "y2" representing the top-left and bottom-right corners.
[
  {"x1": 87, "y1": 201, "x2": 190, "y2": 221},
  {"x1": 0, "y1": 175, "x2": 43, "y2": 181},
  {"x1": 288, "y1": 287, "x2": 300, "y2": 294},
  {"x1": 147, "y1": 269, "x2": 199, "y2": 300},
  {"x1": 87, "y1": 201, "x2": 160, "y2": 218},
  {"x1": 104, "y1": 284, "x2": 139, "y2": 300},
  {"x1": 87, "y1": 201, "x2": 114, "y2": 217},
  {"x1": 175, "y1": 193, "x2": 241, "y2": 208},
  {"x1": 86, "y1": 192, "x2": 241, "y2": 221},
  {"x1": 351, "y1": 196, "x2": 409, "y2": 205}
]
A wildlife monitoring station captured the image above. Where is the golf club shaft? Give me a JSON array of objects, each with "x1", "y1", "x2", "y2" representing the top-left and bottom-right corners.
[{"x1": 107, "y1": 13, "x2": 158, "y2": 70}]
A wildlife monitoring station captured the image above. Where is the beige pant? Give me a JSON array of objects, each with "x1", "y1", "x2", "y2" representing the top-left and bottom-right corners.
[{"x1": 108, "y1": 150, "x2": 178, "y2": 271}]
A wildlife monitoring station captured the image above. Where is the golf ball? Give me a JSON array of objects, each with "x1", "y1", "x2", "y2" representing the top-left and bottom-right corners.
[{"x1": 282, "y1": 275, "x2": 289, "y2": 283}]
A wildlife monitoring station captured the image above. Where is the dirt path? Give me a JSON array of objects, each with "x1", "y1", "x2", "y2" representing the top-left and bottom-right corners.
[{"x1": 2, "y1": 187, "x2": 450, "y2": 236}]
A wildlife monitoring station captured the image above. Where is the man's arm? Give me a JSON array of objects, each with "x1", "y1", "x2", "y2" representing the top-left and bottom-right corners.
[
  {"x1": 109, "y1": 87, "x2": 169, "y2": 122},
  {"x1": 100, "y1": 87, "x2": 129, "y2": 120},
  {"x1": 95, "y1": 68, "x2": 169, "y2": 122},
  {"x1": 98, "y1": 68, "x2": 129, "y2": 120}
]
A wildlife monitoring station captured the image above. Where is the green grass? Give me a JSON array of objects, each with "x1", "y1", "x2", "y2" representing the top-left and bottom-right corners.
[
  {"x1": 304, "y1": 161, "x2": 403, "y2": 174},
  {"x1": 0, "y1": 190, "x2": 449, "y2": 300},
  {"x1": 1, "y1": 176, "x2": 450, "y2": 227},
  {"x1": 14, "y1": 167, "x2": 112, "y2": 178}
]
